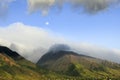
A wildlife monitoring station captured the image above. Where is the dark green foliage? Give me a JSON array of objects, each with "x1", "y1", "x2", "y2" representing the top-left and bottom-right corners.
[
  {"x1": 66, "y1": 64, "x2": 81, "y2": 76},
  {"x1": 90, "y1": 63, "x2": 107, "y2": 71}
]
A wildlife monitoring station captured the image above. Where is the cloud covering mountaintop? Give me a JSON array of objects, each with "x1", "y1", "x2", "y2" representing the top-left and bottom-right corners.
[
  {"x1": 0, "y1": 22, "x2": 66, "y2": 62},
  {"x1": 0, "y1": 22, "x2": 120, "y2": 63}
]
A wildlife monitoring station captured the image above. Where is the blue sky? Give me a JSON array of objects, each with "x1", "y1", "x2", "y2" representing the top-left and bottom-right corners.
[{"x1": 0, "y1": 0, "x2": 120, "y2": 49}]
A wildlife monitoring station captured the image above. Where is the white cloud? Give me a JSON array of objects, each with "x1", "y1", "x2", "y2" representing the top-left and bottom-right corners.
[
  {"x1": 28, "y1": 0, "x2": 55, "y2": 15},
  {"x1": 0, "y1": 22, "x2": 61, "y2": 48},
  {"x1": 0, "y1": 22, "x2": 120, "y2": 63},
  {"x1": 0, "y1": 22, "x2": 66, "y2": 62},
  {"x1": 27, "y1": 0, "x2": 119, "y2": 15},
  {"x1": 0, "y1": 0, "x2": 14, "y2": 18},
  {"x1": 70, "y1": 43, "x2": 120, "y2": 63},
  {"x1": 0, "y1": 0, "x2": 119, "y2": 17},
  {"x1": 0, "y1": 0, "x2": 119, "y2": 18}
]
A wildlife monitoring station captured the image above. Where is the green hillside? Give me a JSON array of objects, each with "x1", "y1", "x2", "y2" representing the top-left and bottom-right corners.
[
  {"x1": 0, "y1": 46, "x2": 120, "y2": 80},
  {"x1": 0, "y1": 53, "x2": 40, "y2": 80},
  {"x1": 37, "y1": 50, "x2": 120, "y2": 80}
]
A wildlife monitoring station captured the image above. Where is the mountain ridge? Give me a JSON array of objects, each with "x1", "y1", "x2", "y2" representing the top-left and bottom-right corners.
[
  {"x1": 0, "y1": 46, "x2": 24, "y2": 60},
  {"x1": 37, "y1": 50, "x2": 120, "y2": 78},
  {"x1": 0, "y1": 45, "x2": 120, "y2": 79}
]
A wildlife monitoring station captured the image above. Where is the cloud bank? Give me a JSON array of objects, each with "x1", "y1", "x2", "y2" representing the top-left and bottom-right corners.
[
  {"x1": 28, "y1": 0, "x2": 119, "y2": 15},
  {"x1": 0, "y1": 22, "x2": 66, "y2": 62},
  {"x1": 0, "y1": 22, "x2": 120, "y2": 63}
]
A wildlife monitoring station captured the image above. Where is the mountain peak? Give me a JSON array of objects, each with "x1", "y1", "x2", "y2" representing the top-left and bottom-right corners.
[
  {"x1": 37, "y1": 50, "x2": 120, "y2": 75},
  {"x1": 48, "y1": 44, "x2": 71, "y2": 54}
]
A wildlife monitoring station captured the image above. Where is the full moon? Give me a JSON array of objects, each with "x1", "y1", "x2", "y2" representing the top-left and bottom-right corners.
[{"x1": 45, "y1": 22, "x2": 49, "y2": 25}]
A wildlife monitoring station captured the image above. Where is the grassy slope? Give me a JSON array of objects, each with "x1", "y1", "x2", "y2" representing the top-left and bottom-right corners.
[
  {"x1": 37, "y1": 51, "x2": 120, "y2": 80},
  {"x1": 0, "y1": 52, "x2": 120, "y2": 80},
  {"x1": 0, "y1": 53, "x2": 41, "y2": 80}
]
